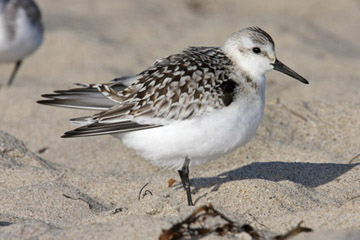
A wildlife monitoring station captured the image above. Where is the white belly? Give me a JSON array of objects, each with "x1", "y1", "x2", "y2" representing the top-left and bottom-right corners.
[
  {"x1": 117, "y1": 93, "x2": 265, "y2": 169},
  {"x1": 0, "y1": 8, "x2": 42, "y2": 62}
]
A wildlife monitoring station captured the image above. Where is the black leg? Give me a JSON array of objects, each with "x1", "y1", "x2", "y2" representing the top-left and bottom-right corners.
[
  {"x1": 7, "y1": 60, "x2": 22, "y2": 86},
  {"x1": 178, "y1": 157, "x2": 194, "y2": 206}
]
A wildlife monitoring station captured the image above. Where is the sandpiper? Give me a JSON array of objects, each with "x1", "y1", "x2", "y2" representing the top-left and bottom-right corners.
[
  {"x1": 0, "y1": 0, "x2": 43, "y2": 86},
  {"x1": 38, "y1": 27, "x2": 308, "y2": 206}
]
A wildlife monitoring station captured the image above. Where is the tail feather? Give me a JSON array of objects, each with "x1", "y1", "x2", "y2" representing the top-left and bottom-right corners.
[
  {"x1": 37, "y1": 75, "x2": 160, "y2": 138},
  {"x1": 37, "y1": 76, "x2": 138, "y2": 111},
  {"x1": 38, "y1": 87, "x2": 116, "y2": 110}
]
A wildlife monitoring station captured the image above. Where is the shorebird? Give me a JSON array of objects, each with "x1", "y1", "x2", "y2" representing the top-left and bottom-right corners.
[
  {"x1": 0, "y1": 0, "x2": 43, "y2": 86},
  {"x1": 38, "y1": 27, "x2": 308, "y2": 206}
]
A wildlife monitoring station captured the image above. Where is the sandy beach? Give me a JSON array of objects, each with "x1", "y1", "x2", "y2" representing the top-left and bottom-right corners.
[{"x1": 0, "y1": 0, "x2": 359, "y2": 239}]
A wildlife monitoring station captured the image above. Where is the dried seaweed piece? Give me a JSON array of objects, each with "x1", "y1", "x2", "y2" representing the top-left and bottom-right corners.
[
  {"x1": 159, "y1": 204, "x2": 260, "y2": 240},
  {"x1": 349, "y1": 153, "x2": 360, "y2": 164},
  {"x1": 112, "y1": 207, "x2": 123, "y2": 215},
  {"x1": 159, "y1": 204, "x2": 312, "y2": 240},
  {"x1": 168, "y1": 178, "x2": 176, "y2": 187},
  {"x1": 37, "y1": 147, "x2": 48, "y2": 154},
  {"x1": 138, "y1": 182, "x2": 153, "y2": 200},
  {"x1": 62, "y1": 193, "x2": 110, "y2": 212},
  {"x1": 273, "y1": 221, "x2": 312, "y2": 240}
]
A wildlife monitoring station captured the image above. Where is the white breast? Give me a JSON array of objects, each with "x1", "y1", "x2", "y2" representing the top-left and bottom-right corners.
[{"x1": 117, "y1": 83, "x2": 265, "y2": 169}]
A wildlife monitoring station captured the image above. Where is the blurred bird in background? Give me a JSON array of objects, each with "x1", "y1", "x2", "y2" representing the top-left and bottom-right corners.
[{"x1": 0, "y1": 0, "x2": 43, "y2": 86}]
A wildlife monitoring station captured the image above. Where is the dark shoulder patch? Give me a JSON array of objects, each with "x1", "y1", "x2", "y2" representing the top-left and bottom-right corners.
[{"x1": 219, "y1": 80, "x2": 238, "y2": 106}]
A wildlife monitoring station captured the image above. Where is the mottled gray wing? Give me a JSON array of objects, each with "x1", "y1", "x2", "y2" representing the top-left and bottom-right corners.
[
  {"x1": 62, "y1": 47, "x2": 239, "y2": 137},
  {"x1": 94, "y1": 47, "x2": 238, "y2": 123}
]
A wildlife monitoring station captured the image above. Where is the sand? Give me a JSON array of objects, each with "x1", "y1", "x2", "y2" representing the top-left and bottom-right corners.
[{"x1": 0, "y1": 0, "x2": 359, "y2": 239}]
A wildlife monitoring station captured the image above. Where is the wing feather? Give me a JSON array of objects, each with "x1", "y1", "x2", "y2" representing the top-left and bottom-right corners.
[
  {"x1": 38, "y1": 47, "x2": 238, "y2": 138},
  {"x1": 62, "y1": 121, "x2": 159, "y2": 138}
]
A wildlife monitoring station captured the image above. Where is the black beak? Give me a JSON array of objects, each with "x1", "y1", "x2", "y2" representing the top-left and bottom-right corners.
[{"x1": 271, "y1": 59, "x2": 309, "y2": 84}]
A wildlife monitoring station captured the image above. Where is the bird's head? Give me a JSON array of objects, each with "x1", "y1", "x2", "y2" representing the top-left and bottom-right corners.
[{"x1": 223, "y1": 27, "x2": 308, "y2": 84}]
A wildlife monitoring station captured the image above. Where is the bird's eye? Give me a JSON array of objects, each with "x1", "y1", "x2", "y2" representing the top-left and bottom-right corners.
[{"x1": 252, "y1": 47, "x2": 261, "y2": 54}]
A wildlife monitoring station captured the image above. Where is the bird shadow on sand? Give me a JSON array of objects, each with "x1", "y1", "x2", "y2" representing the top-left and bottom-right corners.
[{"x1": 191, "y1": 161, "x2": 360, "y2": 192}]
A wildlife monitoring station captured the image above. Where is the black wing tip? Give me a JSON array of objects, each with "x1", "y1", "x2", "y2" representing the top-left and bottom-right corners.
[
  {"x1": 61, "y1": 132, "x2": 75, "y2": 138},
  {"x1": 40, "y1": 93, "x2": 58, "y2": 99},
  {"x1": 61, "y1": 124, "x2": 109, "y2": 138},
  {"x1": 38, "y1": 93, "x2": 63, "y2": 104},
  {"x1": 37, "y1": 99, "x2": 55, "y2": 105},
  {"x1": 61, "y1": 130, "x2": 109, "y2": 138},
  {"x1": 37, "y1": 99, "x2": 69, "y2": 107},
  {"x1": 60, "y1": 121, "x2": 160, "y2": 138},
  {"x1": 61, "y1": 130, "x2": 87, "y2": 138}
]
